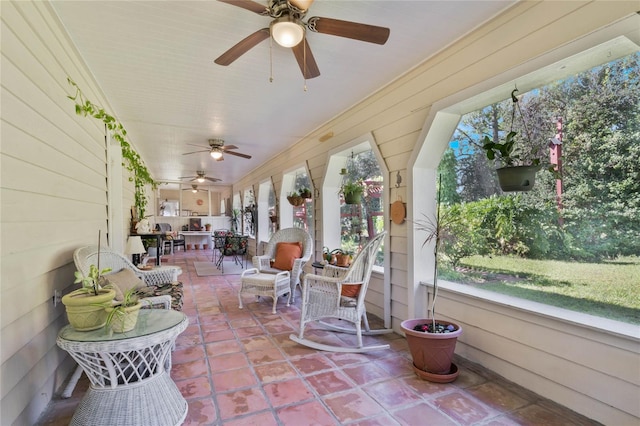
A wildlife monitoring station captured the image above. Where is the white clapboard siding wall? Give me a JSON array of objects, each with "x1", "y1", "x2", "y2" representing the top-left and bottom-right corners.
[
  {"x1": 0, "y1": 1, "x2": 133, "y2": 424},
  {"x1": 231, "y1": 2, "x2": 640, "y2": 424}
]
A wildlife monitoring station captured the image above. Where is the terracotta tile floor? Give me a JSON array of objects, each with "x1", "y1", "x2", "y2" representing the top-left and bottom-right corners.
[{"x1": 36, "y1": 249, "x2": 600, "y2": 425}]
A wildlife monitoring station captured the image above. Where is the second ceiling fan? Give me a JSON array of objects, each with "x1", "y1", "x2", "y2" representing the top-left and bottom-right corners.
[
  {"x1": 215, "y1": 0, "x2": 390, "y2": 79},
  {"x1": 183, "y1": 139, "x2": 252, "y2": 161}
]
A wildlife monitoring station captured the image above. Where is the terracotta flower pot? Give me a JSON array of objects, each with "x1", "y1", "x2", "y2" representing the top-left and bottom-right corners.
[
  {"x1": 401, "y1": 318, "x2": 462, "y2": 382},
  {"x1": 61, "y1": 288, "x2": 117, "y2": 331}
]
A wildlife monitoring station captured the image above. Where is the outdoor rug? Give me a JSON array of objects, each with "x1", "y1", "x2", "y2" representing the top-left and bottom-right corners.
[{"x1": 194, "y1": 260, "x2": 247, "y2": 276}]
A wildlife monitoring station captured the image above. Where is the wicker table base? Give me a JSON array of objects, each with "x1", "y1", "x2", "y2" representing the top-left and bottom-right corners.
[
  {"x1": 239, "y1": 268, "x2": 291, "y2": 314},
  {"x1": 57, "y1": 310, "x2": 188, "y2": 426},
  {"x1": 70, "y1": 372, "x2": 187, "y2": 426}
]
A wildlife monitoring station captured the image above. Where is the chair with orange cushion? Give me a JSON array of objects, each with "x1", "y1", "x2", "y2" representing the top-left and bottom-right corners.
[
  {"x1": 289, "y1": 231, "x2": 391, "y2": 353},
  {"x1": 251, "y1": 227, "x2": 313, "y2": 302}
]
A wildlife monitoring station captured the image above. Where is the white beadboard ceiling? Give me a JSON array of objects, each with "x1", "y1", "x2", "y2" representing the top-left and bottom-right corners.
[{"x1": 51, "y1": 0, "x2": 514, "y2": 188}]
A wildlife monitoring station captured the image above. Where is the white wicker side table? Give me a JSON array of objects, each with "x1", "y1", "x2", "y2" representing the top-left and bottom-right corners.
[
  {"x1": 239, "y1": 268, "x2": 291, "y2": 314},
  {"x1": 57, "y1": 309, "x2": 189, "y2": 426}
]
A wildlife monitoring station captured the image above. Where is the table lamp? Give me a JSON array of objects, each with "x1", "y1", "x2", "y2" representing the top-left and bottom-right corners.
[{"x1": 125, "y1": 236, "x2": 146, "y2": 265}]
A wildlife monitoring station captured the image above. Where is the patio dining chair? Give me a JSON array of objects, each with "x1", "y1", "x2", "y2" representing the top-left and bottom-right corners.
[{"x1": 216, "y1": 235, "x2": 248, "y2": 273}]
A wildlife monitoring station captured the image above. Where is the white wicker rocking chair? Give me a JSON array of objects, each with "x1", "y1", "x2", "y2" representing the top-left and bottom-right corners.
[
  {"x1": 252, "y1": 227, "x2": 313, "y2": 302},
  {"x1": 289, "y1": 231, "x2": 392, "y2": 353}
]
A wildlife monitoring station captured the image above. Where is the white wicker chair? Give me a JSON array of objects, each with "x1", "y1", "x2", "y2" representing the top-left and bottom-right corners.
[
  {"x1": 252, "y1": 227, "x2": 313, "y2": 302},
  {"x1": 289, "y1": 231, "x2": 391, "y2": 353},
  {"x1": 62, "y1": 245, "x2": 183, "y2": 399},
  {"x1": 75, "y1": 245, "x2": 181, "y2": 288}
]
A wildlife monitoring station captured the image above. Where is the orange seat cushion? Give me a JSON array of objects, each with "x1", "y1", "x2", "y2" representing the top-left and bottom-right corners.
[
  {"x1": 271, "y1": 242, "x2": 303, "y2": 271},
  {"x1": 341, "y1": 283, "x2": 361, "y2": 298}
]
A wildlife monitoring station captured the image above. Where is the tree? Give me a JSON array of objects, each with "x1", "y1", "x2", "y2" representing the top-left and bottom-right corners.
[{"x1": 445, "y1": 52, "x2": 640, "y2": 260}]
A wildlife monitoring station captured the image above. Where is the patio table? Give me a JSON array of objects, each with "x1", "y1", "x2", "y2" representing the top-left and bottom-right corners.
[{"x1": 57, "y1": 309, "x2": 189, "y2": 426}]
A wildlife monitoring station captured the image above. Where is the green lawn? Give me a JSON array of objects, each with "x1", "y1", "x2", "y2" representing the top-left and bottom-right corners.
[{"x1": 439, "y1": 255, "x2": 640, "y2": 325}]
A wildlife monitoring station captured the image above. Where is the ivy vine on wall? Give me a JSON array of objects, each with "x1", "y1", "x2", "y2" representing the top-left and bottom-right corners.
[{"x1": 67, "y1": 77, "x2": 155, "y2": 219}]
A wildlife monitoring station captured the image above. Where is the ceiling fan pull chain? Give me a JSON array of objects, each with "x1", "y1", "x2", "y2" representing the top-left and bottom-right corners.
[
  {"x1": 303, "y1": 38, "x2": 307, "y2": 91},
  {"x1": 269, "y1": 36, "x2": 274, "y2": 83}
]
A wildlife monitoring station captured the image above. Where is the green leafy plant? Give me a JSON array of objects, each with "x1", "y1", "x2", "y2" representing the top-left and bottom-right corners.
[
  {"x1": 74, "y1": 264, "x2": 112, "y2": 296},
  {"x1": 102, "y1": 288, "x2": 144, "y2": 331},
  {"x1": 412, "y1": 178, "x2": 462, "y2": 333},
  {"x1": 481, "y1": 130, "x2": 541, "y2": 168},
  {"x1": 340, "y1": 181, "x2": 364, "y2": 197},
  {"x1": 67, "y1": 78, "x2": 155, "y2": 219}
]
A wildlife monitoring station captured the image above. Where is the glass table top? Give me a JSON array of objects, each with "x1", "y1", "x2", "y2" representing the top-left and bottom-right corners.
[{"x1": 59, "y1": 309, "x2": 186, "y2": 342}]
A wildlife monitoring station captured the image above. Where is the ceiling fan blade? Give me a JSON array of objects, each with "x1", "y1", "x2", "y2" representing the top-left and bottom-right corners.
[
  {"x1": 216, "y1": 156, "x2": 224, "y2": 162},
  {"x1": 292, "y1": 38, "x2": 320, "y2": 79},
  {"x1": 217, "y1": 0, "x2": 268, "y2": 15},
  {"x1": 205, "y1": 177, "x2": 222, "y2": 182},
  {"x1": 182, "y1": 149, "x2": 209, "y2": 155},
  {"x1": 220, "y1": 144, "x2": 239, "y2": 150},
  {"x1": 186, "y1": 143, "x2": 207, "y2": 148},
  {"x1": 308, "y1": 17, "x2": 390, "y2": 45},
  {"x1": 224, "y1": 150, "x2": 252, "y2": 159},
  {"x1": 215, "y1": 28, "x2": 270, "y2": 66},
  {"x1": 289, "y1": 0, "x2": 314, "y2": 11}
]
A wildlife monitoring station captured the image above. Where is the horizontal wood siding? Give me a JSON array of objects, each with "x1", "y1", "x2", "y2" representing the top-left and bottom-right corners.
[
  {"x1": 432, "y1": 282, "x2": 640, "y2": 424},
  {"x1": 1, "y1": 1, "x2": 131, "y2": 423}
]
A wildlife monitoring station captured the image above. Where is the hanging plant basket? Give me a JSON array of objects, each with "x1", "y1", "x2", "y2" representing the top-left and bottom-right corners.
[
  {"x1": 287, "y1": 195, "x2": 305, "y2": 207},
  {"x1": 496, "y1": 165, "x2": 541, "y2": 192},
  {"x1": 344, "y1": 192, "x2": 362, "y2": 204}
]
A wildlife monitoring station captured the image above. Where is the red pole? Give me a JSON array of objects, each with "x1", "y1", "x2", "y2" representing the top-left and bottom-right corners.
[{"x1": 549, "y1": 117, "x2": 563, "y2": 225}]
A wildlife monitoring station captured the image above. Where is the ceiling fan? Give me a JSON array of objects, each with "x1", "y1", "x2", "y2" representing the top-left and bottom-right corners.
[
  {"x1": 179, "y1": 170, "x2": 222, "y2": 183},
  {"x1": 215, "y1": 0, "x2": 390, "y2": 79},
  {"x1": 182, "y1": 184, "x2": 208, "y2": 193},
  {"x1": 182, "y1": 139, "x2": 252, "y2": 161}
]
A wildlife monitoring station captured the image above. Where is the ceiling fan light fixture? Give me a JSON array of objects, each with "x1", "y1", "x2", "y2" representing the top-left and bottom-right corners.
[
  {"x1": 210, "y1": 149, "x2": 223, "y2": 160},
  {"x1": 196, "y1": 177, "x2": 205, "y2": 183},
  {"x1": 271, "y1": 17, "x2": 304, "y2": 48}
]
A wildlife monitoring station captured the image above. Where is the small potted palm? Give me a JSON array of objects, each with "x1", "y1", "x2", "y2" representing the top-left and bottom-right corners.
[{"x1": 401, "y1": 180, "x2": 462, "y2": 383}]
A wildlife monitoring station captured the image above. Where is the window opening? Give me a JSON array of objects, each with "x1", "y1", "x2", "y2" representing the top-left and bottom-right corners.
[
  {"x1": 339, "y1": 150, "x2": 384, "y2": 266},
  {"x1": 436, "y1": 52, "x2": 640, "y2": 324}
]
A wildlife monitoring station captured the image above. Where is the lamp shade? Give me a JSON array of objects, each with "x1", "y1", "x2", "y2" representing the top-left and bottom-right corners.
[
  {"x1": 271, "y1": 17, "x2": 304, "y2": 48},
  {"x1": 125, "y1": 236, "x2": 146, "y2": 255}
]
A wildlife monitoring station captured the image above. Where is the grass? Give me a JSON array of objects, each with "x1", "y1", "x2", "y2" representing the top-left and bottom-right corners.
[{"x1": 439, "y1": 255, "x2": 640, "y2": 325}]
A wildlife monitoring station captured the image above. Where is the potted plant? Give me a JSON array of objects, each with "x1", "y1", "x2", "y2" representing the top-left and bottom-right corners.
[
  {"x1": 401, "y1": 180, "x2": 463, "y2": 383},
  {"x1": 287, "y1": 191, "x2": 305, "y2": 207},
  {"x1": 299, "y1": 186, "x2": 312, "y2": 199},
  {"x1": 341, "y1": 180, "x2": 364, "y2": 204},
  {"x1": 330, "y1": 248, "x2": 352, "y2": 267},
  {"x1": 481, "y1": 89, "x2": 550, "y2": 192},
  {"x1": 62, "y1": 241, "x2": 117, "y2": 331},
  {"x1": 103, "y1": 288, "x2": 144, "y2": 333}
]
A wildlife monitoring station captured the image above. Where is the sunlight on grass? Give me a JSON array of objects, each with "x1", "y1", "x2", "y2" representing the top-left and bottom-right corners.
[{"x1": 442, "y1": 256, "x2": 640, "y2": 325}]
